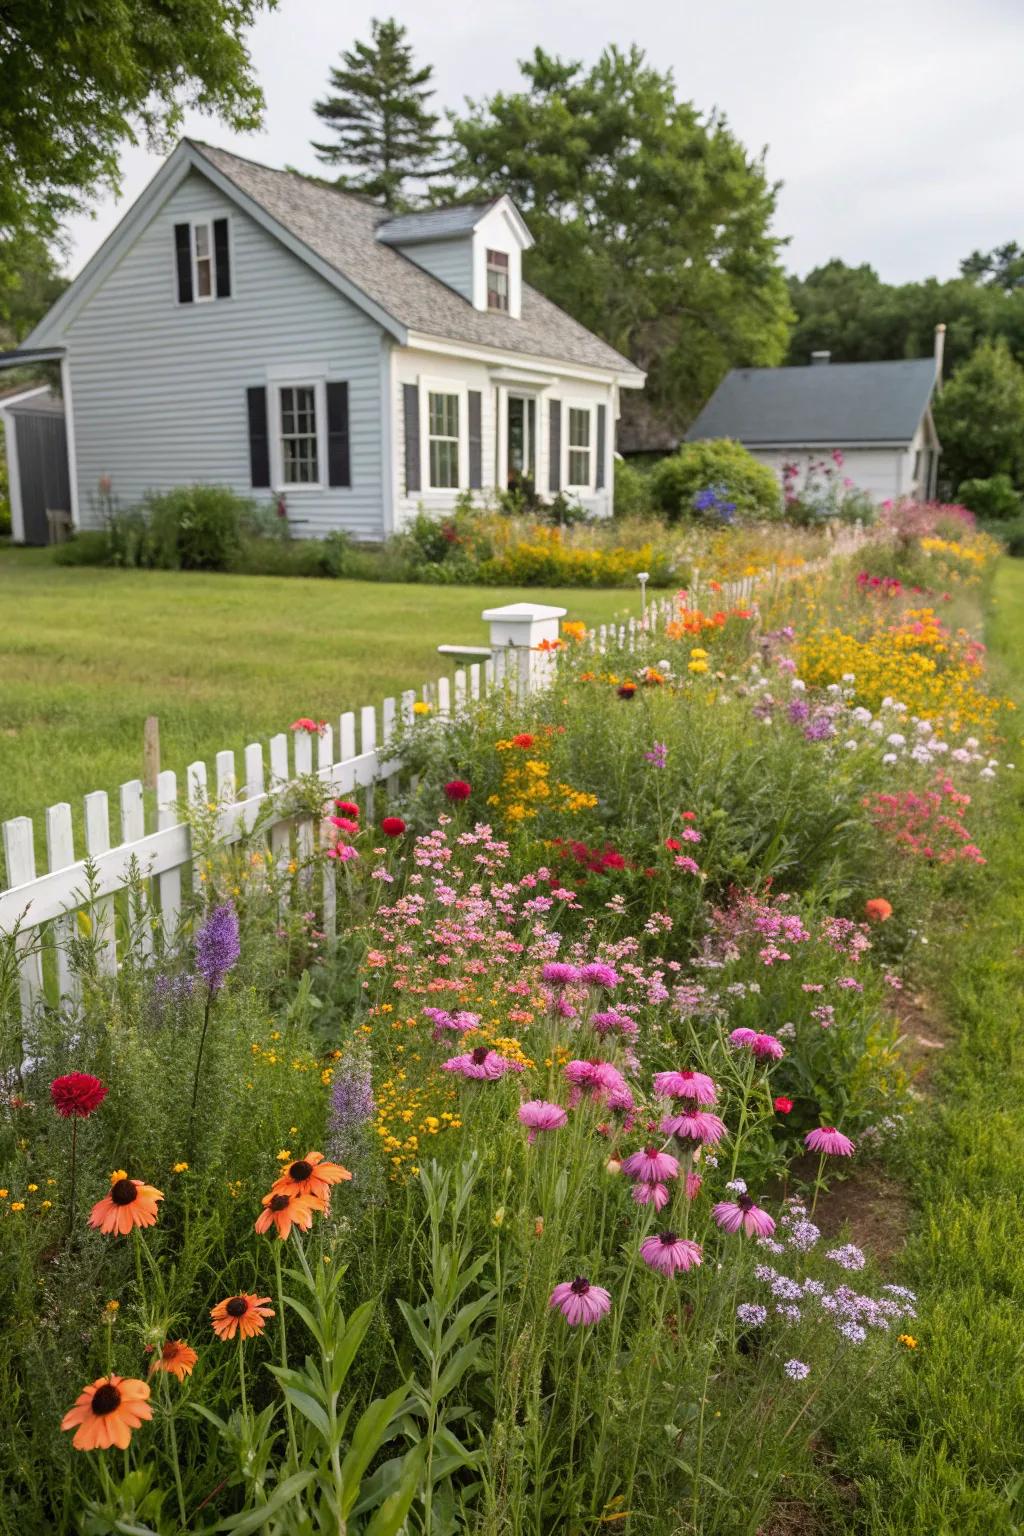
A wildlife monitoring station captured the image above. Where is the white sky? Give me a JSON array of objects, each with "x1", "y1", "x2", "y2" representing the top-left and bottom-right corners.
[{"x1": 59, "y1": 0, "x2": 1024, "y2": 285}]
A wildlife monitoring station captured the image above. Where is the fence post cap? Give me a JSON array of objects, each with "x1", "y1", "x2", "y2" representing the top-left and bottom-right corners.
[{"x1": 480, "y1": 602, "x2": 568, "y2": 622}]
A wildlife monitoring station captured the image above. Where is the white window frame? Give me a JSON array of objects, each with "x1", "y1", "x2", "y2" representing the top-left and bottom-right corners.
[
  {"x1": 266, "y1": 373, "x2": 327, "y2": 493},
  {"x1": 486, "y1": 249, "x2": 510, "y2": 313},
  {"x1": 192, "y1": 219, "x2": 216, "y2": 303},
  {"x1": 564, "y1": 401, "x2": 595, "y2": 491},
  {"x1": 173, "y1": 210, "x2": 233, "y2": 307},
  {"x1": 419, "y1": 377, "x2": 469, "y2": 493}
]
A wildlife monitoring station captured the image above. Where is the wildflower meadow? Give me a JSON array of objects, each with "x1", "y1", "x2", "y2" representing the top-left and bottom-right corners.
[{"x1": 0, "y1": 502, "x2": 1018, "y2": 1534}]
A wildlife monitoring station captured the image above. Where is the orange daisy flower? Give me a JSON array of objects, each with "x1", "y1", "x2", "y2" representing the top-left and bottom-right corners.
[
  {"x1": 89, "y1": 1171, "x2": 164, "y2": 1236},
  {"x1": 271, "y1": 1151, "x2": 351, "y2": 1205},
  {"x1": 61, "y1": 1374, "x2": 152, "y2": 1451},
  {"x1": 149, "y1": 1340, "x2": 198, "y2": 1382},
  {"x1": 254, "y1": 1188, "x2": 323, "y2": 1239},
  {"x1": 210, "y1": 1293, "x2": 275, "y2": 1341},
  {"x1": 864, "y1": 897, "x2": 893, "y2": 923}
]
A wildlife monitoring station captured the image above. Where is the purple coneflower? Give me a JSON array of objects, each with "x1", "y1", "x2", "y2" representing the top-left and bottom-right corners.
[
  {"x1": 713, "y1": 1195, "x2": 776, "y2": 1238},
  {"x1": 579, "y1": 961, "x2": 620, "y2": 989},
  {"x1": 653, "y1": 1068, "x2": 717, "y2": 1104},
  {"x1": 549, "y1": 1277, "x2": 612, "y2": 1326},
  {"x1": 542, "y1": 962, "x2": 581, "y2": 987},
  {"x1": 592, "y1": 1010, "x2": 639, "y2": 1038},
  {"x1": 442, "y1": 1047, "x2": 523, "y2": 1080},
  {"x1": 729, "y1": 1028, "x2": 785, "y2": 1060},
  {"x1": 661, "y1": 1106, "x2": 727, "y2": 1145},
  {"x1": 640, "y1": 1232, "x2": 702, "y2": 1275},
  {"x1": 518, "y1": 1100, "x2": 568, "y2": 1142},
  {"x1": 194, "y1": 903, "x2": 240, "y2": 994},
  {"x1": 631, "y1": 1180, "x2": 671, "y2": 1210},
  {"x1": 621, "y1": 1146, "x2": 679, "y2": 1184},
  {"x1": 564, "y1": 1059, "x2": 629, "y2": 1102},
  {"x1": 804, "y1": 1126, "x2": 855, "y2": 1156}
]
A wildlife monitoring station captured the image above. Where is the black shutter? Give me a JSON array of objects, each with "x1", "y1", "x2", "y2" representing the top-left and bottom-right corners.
[
  {"x1": 403, "y1": 383, "x2": 421, "y2": 494},
  {"x1": 214, "y1": 218, "x2": 231, "y2": 299},
  {"x1": 595, "y1": 403, "x2": 607, "y2": 489},
  {"x1": 174, "y1": 223, "x2": 193, "y2": 304},
  {"x1": 326, "y1": 381, "x2": 351, "y2": 487},
  {"x1": 247, "y1": 387, "x2": 270, "y2": 488},
  {"x1": 467, "y1": 389, "x2": 483, "y2": 490},
  {"x1": 548, "y1": 399, "x2": 561, "y2": 493}
]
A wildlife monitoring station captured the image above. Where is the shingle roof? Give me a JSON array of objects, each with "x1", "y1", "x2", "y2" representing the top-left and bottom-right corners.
[
  {"x1": 376, "y1": 203, "x2": 496, "y2": 245},
  {"x1": 189, "y1": 143, "x2": 640, "y2": 378},
  {"x1": 685, "y1": 359, "x2": 937, "y2": 447}
]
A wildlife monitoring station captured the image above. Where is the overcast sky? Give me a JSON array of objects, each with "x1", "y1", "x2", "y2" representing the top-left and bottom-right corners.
[{"x1": 59, "y1": 0, "x2": 1024, "y2": 284}]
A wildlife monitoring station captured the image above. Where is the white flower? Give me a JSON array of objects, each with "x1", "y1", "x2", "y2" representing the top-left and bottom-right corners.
[
  {"x1": 966, "y1": 736, "x2": 979, "y2": 749},
  {"x1": 852, "y1": 706, "x2": 872, "y2": 724},
  {"x1": 869, "y1": 720, "x2": 884, "y2": 735},
  {"x1": 882, "y1": 753, "x2": 897, "y2": 765},
  {"x1": 980, "y1": 767, "x2": 996, "y2": 779},
  {"x1": 845, "y1": 740, "x2": 858, "y2": 751},
  {"x1": 929, "y1": 740, "x2": 948, "y2": 754},
  {"x1": 916, "y1": 719, "x2": 933, "y2": 736},
  {"x1": 826, "y1": 683, "x2": 842, "y2": 696},
  {"x1": 950, "y1": 748, "x2": 970, "y2": 764},
  {"x1": 790, "y1": 679, "x2": 806, "y2": 692},
  {"x1": 842, "y1": 672, "x2": 856, "y2": 683},
  {"x1": 886, "y1": 733, "x2": 906, "y2": 747}
]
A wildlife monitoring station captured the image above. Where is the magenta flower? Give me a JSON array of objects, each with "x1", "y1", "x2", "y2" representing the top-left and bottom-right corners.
[
  {"x1": 621, "y1": 1146, "x2": 679, "y2": 1184},
  {"x1": 653, "y1": 1069, "x2": 717, "y2": 1104},
  {"x1": 631, "y1": 1180, "x2": 671, "y2": 1210},
  {"x1": 518, "y1": 1100, "x2": 568, "y2": 1142},
  {"x1": 729, "y1": 1028, "x2": 785, "y2": 1060},
  {"x1": 712, "y1": 1195, "x2": 776, "y2": 1238},
  {"x1": 542, "y1": 962, "x2": 581, "y2": 987},
  {"x1": 564, "y1": 1059, "x2": 629, "y2": 1104},
  {"x1": 640, "y1": 1232, "x2": 703, "y2": 1275},
  {"x1": 661, "y1": 1107, "x2": 727, "y2": 1145},
  {"x1": 685, "y1": 1170, "x2": 703, "y2": 1201},
  {"x1": 442, "y1": 1047, "x2": 523, "y2": 1080},
  {"x1": 592, "y1": 1010, "x2": 639, "y2": 1038},
  {"x1": 549, "y1": 1276, "x2": 612, "y2": 1326},
  {"x1": 805, "y1": 1126, "x2": 855, "y2": 1156},
  {"x1": 579, "y1": 961, "x2": 620, "y2": 989}
]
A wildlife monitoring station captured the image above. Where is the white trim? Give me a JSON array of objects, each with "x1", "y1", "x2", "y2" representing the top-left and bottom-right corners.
[
  {"x1": 0, "y1": 385, "x2": 51, "y2": 411},
  {"x1": 564, "y1": 400, "x2": 595, "y2": 492},
  {"x1": 172, "y1": 208, "x2": 234, "y2": 307},
  {"x1": 3, "y1": 409, "x2": 24, "y2": 542},
  {"x1": 419, "y1": 375, "x2": 469, "y2": 493},
  {"x1": 60, "y1": 360, "x2": 81, "y2": 529},
  {"x1": 405, "y1": 330, "x2": 644, "y2": 389},
  {"x1": 380, "y1": 338, "x2": 395, "y2": 534},
  {"x1": 267, "y1": 375, "x2": 327, "y2": 493}
]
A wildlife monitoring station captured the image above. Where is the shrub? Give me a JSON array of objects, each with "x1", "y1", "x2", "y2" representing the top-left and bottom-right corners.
[
  {"x1": 143, "y1": 484, "x2": 251, "y2": 570},
  {"x1": 649, "y1": 438, "x2": 782, "y2": 523},
  {"x1": 613, "y1": 456, "x2": 653, "y2": 518},
  {"x1": 52, "y1": 529, "x2": 114, "y2": 566},
  {"x1": 956, "y1": 473, "x2": 1023, "y2": 522},
  {"x1": 783, "y1": 453, "x2": 877, "y2": 527}
]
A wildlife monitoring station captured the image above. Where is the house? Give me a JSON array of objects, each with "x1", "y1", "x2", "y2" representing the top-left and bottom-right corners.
[
  {"x1": 5, "y1": 141, "x2": 644, "y2": 542},
  {"x1": 685, "y1": 332, "x2": 945, "y2": 504}
]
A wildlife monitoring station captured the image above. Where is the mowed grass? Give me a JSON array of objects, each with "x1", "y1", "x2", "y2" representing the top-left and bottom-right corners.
[{"x1": 0, "y1": 546, "x2": 638, "y2": 852}]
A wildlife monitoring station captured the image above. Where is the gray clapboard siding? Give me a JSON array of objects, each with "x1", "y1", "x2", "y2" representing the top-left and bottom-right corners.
[
  {"x1": 66, "y1": 172, "x2": 386, "y2": 540},
  {"x1": 397, "y1": 238, "x2": 474, "y2": 302}
]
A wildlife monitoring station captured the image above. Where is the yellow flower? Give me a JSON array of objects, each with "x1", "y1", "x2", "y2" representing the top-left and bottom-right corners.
[
  {"x1": 105, "y1": 1300, "x2": 120, "y2": 1314},
  {"x1": 276, "y1": 1149, "x2": 292, "y2": 1162},
  {"x1": 0, "y1": 1190, "x2": 7, "y2": 1199},
  {"x1": 172, "y1": 1162, "x2": 189, "y2": 1174},
  {"x1": 40, "y1": 1200, "x2": 52, "y2": 1209},
  {"x1": 10, "y1": 1202, "x2": 24, "y2": 1212},
  {"x1": 898, "y1": 1334, "x2": 918, "y2": 1349},
  {"x1": 26, "y1": 1183, "x2": 37, "y2": 1192},
  {"x1": 413, "y1": 701, "x2": 432, "y2": 715}
]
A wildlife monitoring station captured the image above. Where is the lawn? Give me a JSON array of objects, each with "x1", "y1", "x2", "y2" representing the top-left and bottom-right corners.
[{"x1": 0, "y1": 546, "x2": 637, "y2": 843}]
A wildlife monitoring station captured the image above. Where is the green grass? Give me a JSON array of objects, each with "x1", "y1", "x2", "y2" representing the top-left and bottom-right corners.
[
  {"x1": 0, "y1": 546, "x2": 637, "y2": 843},
  {"x1": 829, "y1": 560, "x2": 1024, "y2": 1534}
]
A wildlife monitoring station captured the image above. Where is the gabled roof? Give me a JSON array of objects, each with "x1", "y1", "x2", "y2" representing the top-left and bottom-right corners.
[
  {"x1": 376, "y1": 202, "x2": 496, "y2": 244},
  {"x1": 685, "y1": 359, "x2": 937, "y2": 447}
]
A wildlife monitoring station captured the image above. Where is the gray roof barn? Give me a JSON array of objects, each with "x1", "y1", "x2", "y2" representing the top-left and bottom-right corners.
[{"x1": 685, "y1": 357, "x2": 938, "y2": 448}]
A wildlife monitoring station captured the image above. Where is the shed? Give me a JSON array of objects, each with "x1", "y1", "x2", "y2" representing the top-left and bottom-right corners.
[{"x1": 0, "y1": 385, "x2": 72, "y2": 543}]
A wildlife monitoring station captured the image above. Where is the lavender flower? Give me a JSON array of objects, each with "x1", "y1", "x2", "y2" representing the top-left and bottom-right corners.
[
  {"x1": 839, "y1": 1320, "x2": 867, "y2": 1344},
  {"x1": 804, "y1": 716, "x2": 836, "y2": 743},
  {"x1": 784, "y1": 1359, "x2": 810, "y2": 1381},
  {"x1": 736, "y1": 1303, "x2": 768, "y2": 1327},
  {"x1": 154, "y1": 972, "x2": 195, "y2": 1006},
  {"x1": 327, "y1": 1050, "x2": 375, "y2": 1161},
  {"x1": 644, "y1": 742, "x2": 668, "y2": 768},
  {"x1": 194, "y1": 903, "x2": 240, "y2": 994},
  {"x1": 826, "y1": 1243, "x2": 866, "y2": 1271}
]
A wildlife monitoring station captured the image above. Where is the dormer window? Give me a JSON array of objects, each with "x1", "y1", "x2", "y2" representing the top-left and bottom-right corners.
[
  {"x1": 486, "y1": 250, "x2": 510, "y2": 312},
  {"x1": 174, "y1": 217, "x2": 231, "y2": 304}
]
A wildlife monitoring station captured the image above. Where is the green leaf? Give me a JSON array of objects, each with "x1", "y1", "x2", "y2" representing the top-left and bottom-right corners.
[
  {"x1": 435, "y1": 1338, "x2": 483, "y2": 1398},
  {"x1": 362, "y1": 1445, "x2": 425, "y2": 1536},
  {"x1": 396, "y1": 1297, "x2": 432, "y2": 1359},
  {"x1": 282, "y1": 1293, "x2": 327, "y2": 1353},
  {"x1": 339, "y1": 1384, "x2": 409, "y2": 1517},
  {"x1": 213, "y1": 1469, "x2": 315, "y2": 1533}
]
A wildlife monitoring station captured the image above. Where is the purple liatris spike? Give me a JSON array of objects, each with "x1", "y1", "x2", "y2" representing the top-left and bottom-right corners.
[{"x1": 194, "y1": 902, "x2": 240, "y2": 993}]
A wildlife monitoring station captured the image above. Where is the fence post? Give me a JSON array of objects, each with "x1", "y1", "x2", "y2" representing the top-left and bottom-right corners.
[{"x1": 481, "y1": 602, "x2": 567, "y2": 695}]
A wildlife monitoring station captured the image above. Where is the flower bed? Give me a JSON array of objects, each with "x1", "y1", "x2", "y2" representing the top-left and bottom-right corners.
[{"x1": 0, "y1": 502, "x2": 1013, "y2": 1531}]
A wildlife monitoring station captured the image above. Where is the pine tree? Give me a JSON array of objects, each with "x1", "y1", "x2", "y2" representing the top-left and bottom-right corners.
[{"x1": 312, "y1": 18, "x2": 446, "y2": 211}]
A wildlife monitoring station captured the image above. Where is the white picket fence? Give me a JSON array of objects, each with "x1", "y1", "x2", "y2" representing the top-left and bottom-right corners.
[{"x1": 0, "y1": 532, "x2": 869, "y2": 1025}]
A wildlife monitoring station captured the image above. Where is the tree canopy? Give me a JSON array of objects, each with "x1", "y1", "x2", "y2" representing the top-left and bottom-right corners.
[
  {"x1": 932, "y1": 338, "x2": 1024, "y2": 491},
  {"x1": 446, "y1": 46, "x2": 792, "y2": 446}
]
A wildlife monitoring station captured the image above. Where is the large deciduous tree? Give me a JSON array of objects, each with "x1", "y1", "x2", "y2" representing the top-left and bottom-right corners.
[
  {"x1": 446, "y1": 47, "x2": 792, "y2": 444},
  {"x1": 0, "y1": 0, "x2": 271, "y2": 308},
  {"x1": 312, "y1": 18, "x2": 446, "y2": 212},
  {"x1": 933, "y1": 339, "x2": 1024, "y2": 491}
]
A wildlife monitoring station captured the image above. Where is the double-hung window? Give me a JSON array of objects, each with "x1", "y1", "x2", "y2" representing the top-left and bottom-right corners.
[
  {"x1": 428, "y1": 391, "x2": 461, "y2": 489},
  {"x1": 279, "y1": 385, "x2": 319, "y2": 485},
  {"x1": 486, "y1": 250, "x2": 510, "y2": 312},
  {"x1": 193, "y1": 222, "x2": 214, "y2": 300},
  {"x1": 175, "y1": 216, "x2": 231, "y2": 304},
  {"x1": 567, "y1": 406, "x2": 592, "y2": 488}
]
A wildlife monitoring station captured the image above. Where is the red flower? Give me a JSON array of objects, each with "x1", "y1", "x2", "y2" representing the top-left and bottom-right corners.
[
  {"x1": 617, "y1": 683, "x2": 637, "y2": 700},
  {"x1": 511, "y1": 734, "x2": 535, "y2": 749},
  {"x1": 773, "y1": 1096, "x2": 794, "y2": 1115},
  {"x1": 335, "y1": 801, "x2": 360, "y2": 818},
  {"x1": 381, "y1": 817, "x2": 406, "y2": 837},
  {"x1": 444, "y1": 780, "x2": 472, "y2": 802},
  {"x1": 665, "y1": 838, "x2": 682, "y2": 852},
  {"x1": 289, "y1": 718, "x2": 326, "y2": 735},
  {"x1": 50, "y1": 1073, "x2": 109, "y2": 1119}
]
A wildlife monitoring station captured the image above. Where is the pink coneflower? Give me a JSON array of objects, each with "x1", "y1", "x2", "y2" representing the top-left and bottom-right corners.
[
  {"x1": 549, "y1": 1277, "x2": 612, "y2": 1326},
  {"x1": 591, "y1": 1010, "x2": 639, "y2": 1038},
  {"x1": 640, "y1": 1232, "x2": 703, "y2": 1275},
  {"x1": 729, "y1": 1028, "x2": 785, "y2": 1060},
  {"x1": 542, "y1": 961, "x2": 581, "y2": 987},
  {"x1": 564, "y1": 1059, "x2": 629, "y2": 1103},
  {"x1": 685, "y1": 1170, "x2": 703, "y2": 1201},
  {"x1": 519, "y1": 1100, "x2": 568, "y2": 1142},
  {"x1": 579, "y1": 961, "x2": 619, "y2": 989},
  {"x1": 804, "y1": 1126, "x2": 855, "y2": 1156},
  {"x1": 653, "y1": 1069, "x2": 717, "y2": 1104},
  {"x1": 621, "y1": 1146, "x2": 679, "y2": 1184},
  {"x1": 661, "y1": 1107, "x2": 727, "y2": 1145},
  {"x1": 442, "y1": 1047, "x2": 523, "y2": 1080},
  {"x1": 712, "y1": 1195, "x2": 776, "y2": 1238},
  {"x1": 632, "y1": 1180, "x2": 671, "y2": 1210}
]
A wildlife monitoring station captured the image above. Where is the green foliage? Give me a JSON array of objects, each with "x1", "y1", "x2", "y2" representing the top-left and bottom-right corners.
[
  {"x1": 446, "y1": 46, "x2": 792, "y2": 439},
  {"x1": 0, "y1": 232, "x2": 69, "y2": 340},
  {"x1": 144, "y1": 485, "x2": 250, "y2": 570},
  {"x1": 649, "y1": 438, "x2": 782, "y2": 523},
  {"x1": 956, "y1": 473, "x2": 1023, "y2": 522},
  {"x1": 933, "y1": 339, "x2": 1024, "y2": 488},
  {"x1": 612, "y1": 457, "x2": 653, "y2": 519},
  {"x1": 312, "y1": 18, "x2": 446, "y2": 211}
]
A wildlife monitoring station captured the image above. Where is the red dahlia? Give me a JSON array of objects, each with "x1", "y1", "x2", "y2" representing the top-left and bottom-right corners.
[
  {"x1": 335, "y1": 801, "x2": 360, "y2": 818},
  {"x1": 511, "y1": 734, "x2": 535, "y2": 749},
  {"x1": 443, "y1": 780, "x2": 472, "y2": 802},
  {"x1": 51, "y1": 1073, "x2": 109, "y2": 1119},
  {"x1": 773, "y1": 1096, "x2": 794, "y2": 1115},
  {"x1": 381, "y1": 816, "x2": 406, "y2": 837}
]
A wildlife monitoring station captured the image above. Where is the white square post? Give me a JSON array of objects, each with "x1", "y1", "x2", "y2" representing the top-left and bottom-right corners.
[{"x1": 481, "y1": 602, "x2": 567, "y2": 694}]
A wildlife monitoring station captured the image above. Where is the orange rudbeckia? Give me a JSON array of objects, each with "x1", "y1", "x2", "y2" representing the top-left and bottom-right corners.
[
  {"x1": 149, "y1": 1340, "x2": 198, "y2": 1382},
  {"x1": 271, "y1": 1151, "x2": 351, "y2": 1205},
  {"x1": 254, "y1": 1188, "x2": 323, "y2": 1239},
  {"x1": 210, "y1": 1293, "x2": 274, "y2": 1341},
  {"x1": 89, "y1": 1171, "x2": 164, "y2": 1236},
  {"x1": 61, "y1": 1374, "x2": 152, "y2": 1450}
]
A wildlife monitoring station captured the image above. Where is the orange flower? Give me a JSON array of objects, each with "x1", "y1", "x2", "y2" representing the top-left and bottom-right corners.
[
  {"x1": 254, "y1": 1188, "x2": 323, "y2": 1239},
  {"x1": 210, "y1": 1293, "x2": 275, "y2": 1341},
  {"x1": 149, "y1": 1340, "x2": 198, "y2": 1382},
  {"x1": 89, "y1": 1171, "x2": 164, "y2": 1236},
  {"x1": 864, "y1": 898, "x2": 893, "y2": 924},
  {"x1": 271, "y1": 1151, "x2": 352, "y2": 1205},
  {"x1": 61, "y1": 1374, "x2": 152, "y2": 1450}
]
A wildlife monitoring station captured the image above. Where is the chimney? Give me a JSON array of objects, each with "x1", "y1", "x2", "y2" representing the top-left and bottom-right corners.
[
  {"x1": 934, "y1": 323, "x2": 946, "y2": 388},
  {"x1": 811, "y1": 350, "x2": 831, "y2": 366}
]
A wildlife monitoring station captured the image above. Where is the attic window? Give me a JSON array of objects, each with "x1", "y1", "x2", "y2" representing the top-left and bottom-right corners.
[
  {"x1": 486, "y1": 250, "x2": 509, "y2": 313},
  {"x1": 174, "y1": 217, "x2": 231, "y2": 304}
]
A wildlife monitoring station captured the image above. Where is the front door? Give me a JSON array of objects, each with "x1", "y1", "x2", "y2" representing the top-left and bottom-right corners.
[{"x1": 506, "y1": 394, "x2": 536, "y2": 492}]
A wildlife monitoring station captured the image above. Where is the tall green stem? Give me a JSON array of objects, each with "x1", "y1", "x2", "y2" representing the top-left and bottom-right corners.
[
  {"x1": 274, "y1": 1240, "x2": 298, "y2": 1468},
  {"x1": 187, "y1": 990, "x2": 214, "y2": 1160}
]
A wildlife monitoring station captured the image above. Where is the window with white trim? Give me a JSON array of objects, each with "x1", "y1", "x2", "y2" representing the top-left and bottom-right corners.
[
  {"x1": 279, "y1": 385, "x2": 319, "y2": 484},
  {"x1": 193, "y1": 221, "x2": 214, "y2": 301},
  {"x1": 486, "y1": 249, "x2": 510, "y2": 313},
  {"x1": 428, "y1": 390, "x2": 461, "y2": 488},
  {"x1": 567, "y1": 406, "x2": 592, "y2": 487}
]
